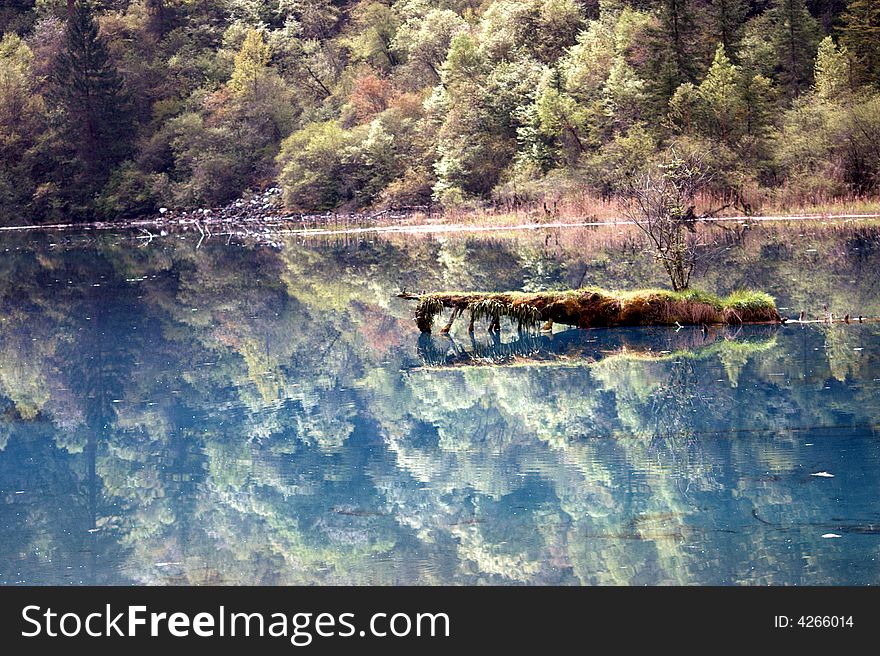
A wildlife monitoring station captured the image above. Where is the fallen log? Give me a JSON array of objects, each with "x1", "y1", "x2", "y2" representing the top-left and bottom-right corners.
[{"x1": 398, "y1": 287, "x2": 782, "y2": 333}]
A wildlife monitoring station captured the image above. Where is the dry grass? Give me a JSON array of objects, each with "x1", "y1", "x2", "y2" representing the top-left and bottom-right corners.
[{"x1": 389, "y1": 193, "x2": 880, "y2": 230}]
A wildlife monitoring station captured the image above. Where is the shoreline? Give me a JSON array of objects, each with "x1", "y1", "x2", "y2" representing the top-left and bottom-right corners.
[{"x1": 3, "y1": 211, "x2": 880, "y2": 240}]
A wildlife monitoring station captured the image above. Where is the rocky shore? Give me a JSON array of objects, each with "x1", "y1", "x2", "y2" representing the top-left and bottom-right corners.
[{"x1": 0, "y1": 188, "x2": 432, "y2": 245}]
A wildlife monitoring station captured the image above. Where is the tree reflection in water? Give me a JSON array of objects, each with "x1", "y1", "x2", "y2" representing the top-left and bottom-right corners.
[{"x1": 1, "y1": 224, "x2": 880, "y2": 584}]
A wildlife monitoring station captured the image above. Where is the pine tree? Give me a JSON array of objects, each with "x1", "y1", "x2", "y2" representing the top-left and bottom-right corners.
[
  {"x1": 646, "y1": 0, "x2": 703, "y2": 108},
  {"x1": 708, "y1": 0, "x2": 748, "y2": 58},
  {"x1": 839, "y1": 0, "x2": 880, "y2": 87},
  {"x1": 809, "y1": 1, "x2": 849, "y2": 32},
  {"x1": 51, "y1": 1, "x2": 131, "y2": 190},
  {"x1": 768, "y1": 0, "x2": 820, "y2": 98},
  {"x1": 738, "y1": 71, "x2": 774, "y2": 138},
  {"x1": 698, "y1": 44, "x2": 742, "y2": 143},
  {"x1": 659, "y1": 0, "x2": 701, "y2": 84}
]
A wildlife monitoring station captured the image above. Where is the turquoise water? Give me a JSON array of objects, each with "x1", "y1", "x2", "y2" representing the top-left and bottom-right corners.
[{"x1": 0, "y1": 224, "x2": 879, "y2": 584}]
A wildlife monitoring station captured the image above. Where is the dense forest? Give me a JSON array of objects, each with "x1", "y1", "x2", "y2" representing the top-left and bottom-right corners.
[{"x1": 1, "y1": 0, "x2": 879, "y2": 222}]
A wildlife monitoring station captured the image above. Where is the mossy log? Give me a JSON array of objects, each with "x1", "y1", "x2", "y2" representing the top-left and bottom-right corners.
[{"x1": 400, "y1": 287, "x2": 782, "y2": 333}]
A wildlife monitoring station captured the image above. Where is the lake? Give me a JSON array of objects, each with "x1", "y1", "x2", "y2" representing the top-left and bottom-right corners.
[{"x1": 1, "y1": 220, "x2": 879, "y2": 585}]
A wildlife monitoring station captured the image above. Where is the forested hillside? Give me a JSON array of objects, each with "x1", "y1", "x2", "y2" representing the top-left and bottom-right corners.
[{"x1": 1, "y1": 0, "x2": 878, "y2": 222}]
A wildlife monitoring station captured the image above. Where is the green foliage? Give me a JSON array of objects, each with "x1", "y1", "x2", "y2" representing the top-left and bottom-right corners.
[
  {"x1": 768, "y1": 0, "x2": 820, "y2": 98},
  {"x1": 430, "y1": 29, "x2": 545, "y2": 202},
  {"x1": 580, "y1": 124, "x2": 657, "y2": 196},
  {"x1": 346, "y1": 2, "x2": 400, "y2": 71},
  {"x1": 532, "y1": 78, "x2": 591, "y2": 163},
  {"x1": 48, "y1": 0, "x2": 132, "y2": 213},
  {"x1": 277, "y1": 120, "x2": 354, "y2": 210},
  {"x1": 839, "y1": 0, "x2": 880, "y2": 87},
  {"x1": 601, "y1": 57, "x2": 646, "y2": 133},
  {"x1": 813, "y1": 36, "x2": 850, "y2": 100},
  {"x1": 0, "y1": 0, "x2": 879, "y2": 222},
  {"x1": 478, "y1": 0, "x2": 584, "y2": 64},
  {"x1": 229, "y1": 28, "x2": 271, "y2": 98},
  {"x1": 392, "y1": 8, "x2": 465, "y2": 81},
  {"x1": 708, "y1": 0, "x2": 748, "y2": 56},
  {"x1": 96, "y1": 161, "x2": 170, "y2": 218},
  {"x1": 697, "y1": 44, "x2": 742, "y2": 143},
  {"x1": 775, "y1": 91, "x2": 880, "y2": 197},
  {"x1": 722, "y1": 290, "x2": 777, "y2": 313},
  {"x1": 667, "y1": 41, "x2": 778, "y2": 189},
  {"x1": 738, "y1": 71, "x2": 775, "y2": 140},
  {"x1": 0, "y1": 32, "x2": 44, "y2": 218},
  {"x1": 645, "y1": 0, "x2": 704, "y2": 103},
  {"x1": 414, "y1": 286, "x2": 778, "y2": 332}
]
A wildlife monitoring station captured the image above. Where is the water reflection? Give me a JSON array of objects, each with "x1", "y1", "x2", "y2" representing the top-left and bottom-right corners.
[
  {"x1": 0, "y1": 223, "x2": 879, "y2": 585},
  {"x1": 414, "y1": 324, "x2": 779, "y2": 368}
]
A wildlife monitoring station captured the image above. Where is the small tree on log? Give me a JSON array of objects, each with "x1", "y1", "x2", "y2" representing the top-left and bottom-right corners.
[{"x1": 621, "y1": 147, "x2": 714, "y2": 291}]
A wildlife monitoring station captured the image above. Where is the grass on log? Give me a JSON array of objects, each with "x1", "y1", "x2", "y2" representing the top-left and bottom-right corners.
[{"x1": 412, "y1": 287, "x2": 780, "y2": 333}]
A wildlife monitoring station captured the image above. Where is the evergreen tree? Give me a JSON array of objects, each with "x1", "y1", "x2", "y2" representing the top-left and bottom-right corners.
[
  {"x1": 698, "y1": 44, "x2": 742, "y2": 143},
  {"x1": 738, "y1": 71, "x2": 774, "y2": 138},
  {"x1": 839, "y1": 0, "x2": 880, "y2": 87},
  {"x1": 708, "y1": 0, "x2": 748, "y2": 58},
  {"x1": 601, "y1": 57, "x2": 648, "y2": 133},
  {"x1": 50, "y1": 0, "x2": 131, "y2": 195},
  {"x1": 647, "y1": 0, "x2": 703, "y2": 107},
  {"x1": 806, "y1": 0, "x2": 848, "y2": 32},
  {"x1": 768, "y1": 0, "x2": 820, "y2": 98}
]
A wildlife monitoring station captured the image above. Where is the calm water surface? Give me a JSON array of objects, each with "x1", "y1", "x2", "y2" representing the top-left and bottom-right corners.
[{"x1": 1, "y1": 222, "x2": 879, "y2": 584}]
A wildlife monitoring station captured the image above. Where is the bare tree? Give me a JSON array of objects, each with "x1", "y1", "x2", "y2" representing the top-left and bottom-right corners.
[{"x1": 621, "y1": 148, "x2": 717, "y2": 291}]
